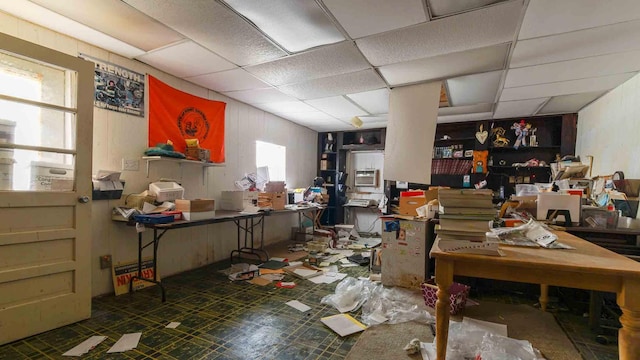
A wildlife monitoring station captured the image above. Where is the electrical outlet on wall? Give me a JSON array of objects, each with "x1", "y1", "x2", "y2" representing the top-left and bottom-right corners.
[{"x1": 122, "y1": 158, "x2": 139, "y2": 171}]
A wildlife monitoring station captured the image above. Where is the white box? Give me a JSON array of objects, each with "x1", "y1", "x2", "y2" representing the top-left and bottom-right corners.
[
  {"x1": 149, "y1": 182, "x2": 184, "y2": 202},
  {"x1": 219, "y1": 191, "x2": 259, "y2": 211},
  {"x1": 537, "y1": 192, "x2": 581, "y2": 225},
  {"x1": 30, "y1": 161, "x2": 74, "y2": 191},
  {"x1": 0, "y1": 158, "x2": 14, "y2": 190},
  {"x1": 182, "y1": 210, "x2": 216, "y2": 221}
]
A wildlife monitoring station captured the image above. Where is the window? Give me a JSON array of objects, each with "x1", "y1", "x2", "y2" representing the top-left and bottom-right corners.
[
  {"x1": 0, "y1": 50, "x2": 77, "y2": 191},
  {"x1": 256, "y1": 140, "x2": 285, "y2": 182}
]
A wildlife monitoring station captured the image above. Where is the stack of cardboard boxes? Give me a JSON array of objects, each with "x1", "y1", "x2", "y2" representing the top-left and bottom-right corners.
[{"x1": 175, "y1": 199, "x2": 215, "y2": 220}]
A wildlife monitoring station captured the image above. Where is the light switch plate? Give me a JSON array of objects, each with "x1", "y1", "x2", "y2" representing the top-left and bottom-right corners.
[{"x1": 122, "y1": 158, "x2": 139, "y2": 171}]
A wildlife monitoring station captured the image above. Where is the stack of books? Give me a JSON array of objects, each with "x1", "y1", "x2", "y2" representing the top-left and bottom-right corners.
[{"x1": 435, "y1": 189, "x2": 503, "y2": 256}]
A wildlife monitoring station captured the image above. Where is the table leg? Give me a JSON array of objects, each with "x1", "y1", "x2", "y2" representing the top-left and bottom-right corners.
[
  {"x1": 435, "y1": 259, "x2": 454, "y2": 360},
  {"x1": 539, "y1": 284, "x2": 549, "y2": 311},
  {"x1": 617, "y1": 278, "x2": 640, "y2": 360}
]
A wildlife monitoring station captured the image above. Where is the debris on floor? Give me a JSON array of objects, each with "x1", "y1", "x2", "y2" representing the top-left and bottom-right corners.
[
  {"x1": 285, "y1": 300, "x2": 311, "y2": 312},
  {"x1": 62, "y1": 336, "x2": 106, "y2": 357},
  {"x1": 107, "y1": 333, "x2": 141, "y2": 354},
  {"x1": 165, "y1": 322, "x2": 180, "y2": 329}
]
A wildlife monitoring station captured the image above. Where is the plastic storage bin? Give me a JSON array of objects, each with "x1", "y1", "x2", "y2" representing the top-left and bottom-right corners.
[{"x1": 149, "y1": 181, "x2": 184, "y2": 202}]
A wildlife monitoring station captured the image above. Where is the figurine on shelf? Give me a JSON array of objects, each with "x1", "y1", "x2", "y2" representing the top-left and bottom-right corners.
[
  {"x1": 529, "y1": 127, "x2": 538, "y2": 147},
  {"x1": 491, "y1": 127, "x2": 510, "y2": 147},
  {"x1": 325, "y1": 133, "x2": 335, "y2": 152},
  {"x1": 511, "y1": 120, "x2": 532, "y2": 149}
]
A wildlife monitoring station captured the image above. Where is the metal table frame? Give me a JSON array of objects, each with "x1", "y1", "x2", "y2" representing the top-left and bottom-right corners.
[{"x1": 127, "y1": 207, "x2": 323, "y2": 302}]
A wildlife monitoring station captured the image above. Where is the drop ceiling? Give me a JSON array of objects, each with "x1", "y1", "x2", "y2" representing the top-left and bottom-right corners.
[{"x1": 4, "y1": 0, "x2": 640, "y2": 131}]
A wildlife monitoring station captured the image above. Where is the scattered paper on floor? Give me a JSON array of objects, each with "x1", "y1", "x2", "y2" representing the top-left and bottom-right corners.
[
  {"x1": 107, "y1": 333, "x2": 141, "y2": 353},
  {"x1": 321, "y1": 314, "x2": 367, "y2": 337},
  {"x1": 165, "y1": 322, "x2": 180, "y2": 329},
  {"x1": 62, "y1": 336, "x2": 107, "y2": 357},
  {"x1": 286, "y1": 300, "x2": 311, "y2": 312},
  {"x1": 309, "y1": 272, "x2": 347, "y2": 284}
]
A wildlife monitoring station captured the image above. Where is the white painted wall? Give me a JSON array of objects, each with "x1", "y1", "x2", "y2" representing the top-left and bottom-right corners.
[
  {"x1": 346, "y1": 150, "x2": 385, "y2": 233},
  {"x1": 0, "y1": 12, "x2": 317, "y2": 296},
  {"x1": 577, "y1": 73, "x2": 640, "y2": 179}
]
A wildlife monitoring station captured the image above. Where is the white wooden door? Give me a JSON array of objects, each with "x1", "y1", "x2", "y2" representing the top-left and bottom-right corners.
[{"x1": 0, "y1": 33, "x2": 93, "y2": 345}]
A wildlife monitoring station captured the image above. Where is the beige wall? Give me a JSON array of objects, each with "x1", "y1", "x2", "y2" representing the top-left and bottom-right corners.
[
  {"x1": 0, "y1": 12, "x2": 318, "y2": 296},
  {"x1": 577, "y1": 73, "x2": 640, "y2": 179}
]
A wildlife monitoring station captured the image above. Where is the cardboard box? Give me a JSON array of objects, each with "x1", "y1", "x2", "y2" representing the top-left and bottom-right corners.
[
  {"x1": 220, "y1": 190, "x2": 259, "y2": 211},
  {"x1": 175, "y1": 199, "x2": 215, "y2": 212},
  {"x1": 264, "y1": 181, "x2": 286, "y2": 193},
  {"x1": 398, "y1": 189, "x2": 439, "y2": 216},
  {"x1": 258, "y1": 192, "x2": 286, "y2": 210}
]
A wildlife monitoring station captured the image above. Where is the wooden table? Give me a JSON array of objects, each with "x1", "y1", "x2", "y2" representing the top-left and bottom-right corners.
[{"x1": 431, "y1": 231, "x2": 640, "y2": 360}]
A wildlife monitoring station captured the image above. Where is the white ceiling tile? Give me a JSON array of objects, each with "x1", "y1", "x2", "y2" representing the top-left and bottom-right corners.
[
  {"x1": 493, "y1": 98, "x2": 548, "y2": 119},
  {"x1": 0, "y1": 0, "x2": 145, "y2": 58},
  {"x1": 136, "y1": 41, "x2": 236, "y2": 78},
  {"x1": 306, "y1": 96, "x2": 368, "y2": 118},
  {"x1": 428, "y1": 0, "x2": 506, "y2": 17},
  {"x1": 538, "y1": 92, "x2": 605, "y2": 115},
  {"x1": 185, "y1": 69, "x2": 270, "y2": 92},
  {"x1": 323, "y1": 0, "x2": 427, "y2": 39},
  {"x1": 355, "y1": 0, "x2": 522, "y2": 66},
  {"x1": 505, "y1": 50, "x2": 640, "y2": 88},
  {"x1": 437, "y1": 112, "x2": 494, "y2": 123},
  {"x1": 222, "y1": 88, "x2": 297, "y2": 104},
  {"x1": 519, "y1": 0, "x2": 640, "y2": 40},
  {"x1": 438, "y1": 103, "x2": 493, "y2": 116},
  {"x1": 379, "y1": 44, "x2": 509, "y2": 86},
  {"x1": 278, "y1": 70, "x2": 386, "y2": 100},
  {"x1": 446, "y1": 71, "x2": 504, "y2": 106},
  {"x1": 28, "y1": 0, "x2": 184, "y2": 51},
  {"x1": 511, "y1": 20, "x2": 640, "y2": 68},
  {"x1": 280, "y1": 111, "x2": 339, "y2": 122},
  {"x1": 346, "y1": 88, "x2": 390, "y2": 114},
  {"x1": 255, "y1": 101, "x2": 318, "y2": 114},
  {"x1": 245, "y1": 42, "x2": 369, "y2": 86},
  {"x1": 224, "y1": 0, "x2": 343, "y2": 52},
  {"x1": 123, "y1": 0, "x2": 286, "y2": 65},
  {"x1": 499, "y1": 73, "x2": 636, "y2": 101}
]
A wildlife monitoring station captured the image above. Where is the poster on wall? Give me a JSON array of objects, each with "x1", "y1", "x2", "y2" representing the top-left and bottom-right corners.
[
  {"x1": 79, "y1": 53, "x2": 145, "y2": 117},
  {"x1": 148, "y1": 75, "x2": 226, "y2": 163},
  {"x1": 111, "y1": 258, "x2": 160, "y2": 296}
]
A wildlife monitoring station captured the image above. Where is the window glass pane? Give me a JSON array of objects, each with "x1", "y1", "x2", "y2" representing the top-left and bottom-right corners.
[
  {"x1": 256, "y1": 141, "x2": 286, "y2": 182},
  {"x1": 1, "y1": 149, "x2": 74, "y2": 191},
  {"x1": 0, "y1": 99, "x2": 76, "y2": 151},
  {"x1": 0, "y1": 50, "x2": 77, "y2": 108}
]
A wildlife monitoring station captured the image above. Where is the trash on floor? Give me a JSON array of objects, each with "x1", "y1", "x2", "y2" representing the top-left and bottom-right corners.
[
  {"x1": 225, "y1": 263, "x2": 260, "y2": 281},
  {"x1": 107, "y1": 333, "x2": 141, "y2": 353},
  {"x1": 165, "y1": 322, "x2": 180, "y2": 329},
  {"x1": 275, "y1": 281, "x2": 296, "y2": 288},
  {"x1": 62, "y1": 336, "x2": 107, "y2": 357},
  {"x1": 285, "y1": 300, "x2": 311, "y2": 312},
  {"x1": 420, "y1": 318, "x2": 545, "y2": 360},
  {"x1": 247, "y1": 276, "x2": 272, "y2": 286},
  {"x1": 321, "y1": 313, "x2": 367, "y2": 337}
]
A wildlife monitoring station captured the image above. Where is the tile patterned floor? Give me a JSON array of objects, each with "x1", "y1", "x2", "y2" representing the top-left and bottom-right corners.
[{"x1": 0, "y1": 259, "x2": 620, "y2": 359}]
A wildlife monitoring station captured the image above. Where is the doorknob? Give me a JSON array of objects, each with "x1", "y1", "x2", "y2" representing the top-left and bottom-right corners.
[{"x1": 78, "y1": 196, "x2": 90, "y2": 203}]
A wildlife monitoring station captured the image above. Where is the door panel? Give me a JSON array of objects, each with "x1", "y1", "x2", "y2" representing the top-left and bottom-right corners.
[{"x1": 0, "y1": 33, "x2": 93, "y2": 345}]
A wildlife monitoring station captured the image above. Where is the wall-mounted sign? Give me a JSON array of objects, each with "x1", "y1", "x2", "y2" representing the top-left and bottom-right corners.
[{"x1": 79, "y1": 53, "x2": 145, "y2": 117}]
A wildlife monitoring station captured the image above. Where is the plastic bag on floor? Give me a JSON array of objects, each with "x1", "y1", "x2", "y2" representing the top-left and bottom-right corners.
[{"x1": 320, "y1": 277, "x2": 433, "y2": 326}]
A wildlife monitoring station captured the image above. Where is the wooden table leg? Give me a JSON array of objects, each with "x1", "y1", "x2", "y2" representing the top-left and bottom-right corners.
[
  {"x1": 435, "y1": 259, "x2": 454, "y2": 360},
  {"x1": 539, "y1": 284, "x2": 549, "y2": 311},
  {"x1": 617, "y1": 278, "x2": 640, "y2": 360}
]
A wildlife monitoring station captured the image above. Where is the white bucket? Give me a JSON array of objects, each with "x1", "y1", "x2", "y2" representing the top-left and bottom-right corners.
[
  {"x1": 0, "y1": 119, "x2": 16, "y2": 160},
  {"x1": 0, "y1": 158, "x2": 14, "y2": 190}
]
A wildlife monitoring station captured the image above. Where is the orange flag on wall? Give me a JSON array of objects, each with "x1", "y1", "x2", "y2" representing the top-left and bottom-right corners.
[{"x1": 148, "y1": 75, "x2": 226, "y2": 163}]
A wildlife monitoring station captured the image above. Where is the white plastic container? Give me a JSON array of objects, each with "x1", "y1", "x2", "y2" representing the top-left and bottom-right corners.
[
  {"x1": 0, "y1": 158, "x2": 14, "y2": 190},
  {"x1": 149, "y1": 181, "x2": 184, "y2": 202},
  {"x1": 0, "y1": 119, "x2": 16, "y2": 160},
  {"x1": 30, "y1": 161, "x2": 74, "y2": 191}
]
